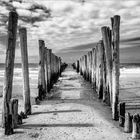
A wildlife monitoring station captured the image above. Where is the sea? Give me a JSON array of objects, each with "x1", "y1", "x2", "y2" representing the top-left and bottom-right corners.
[
  {"x1": 0, "y1": 63, "x2": 140, "y2": 98},
  {"x1": 0, "y1": 63, "x2": 38, "y2": 98}
]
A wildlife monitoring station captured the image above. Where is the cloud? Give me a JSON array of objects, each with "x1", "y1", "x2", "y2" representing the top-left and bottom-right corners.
[
  {"x1": 0, "y1": 0, "x2": 140, "y2": 63},
  {"x1": 58, "y1": 42, "x2": 97, "y2": 53}
]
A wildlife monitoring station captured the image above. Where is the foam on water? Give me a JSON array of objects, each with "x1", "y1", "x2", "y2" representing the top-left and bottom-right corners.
[{"x1": 120, "y1": 67, "x2": 140, "y2": 74}]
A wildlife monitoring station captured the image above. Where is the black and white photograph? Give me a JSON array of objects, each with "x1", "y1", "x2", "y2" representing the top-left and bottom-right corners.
[{"x1": 0, "y1": 0, "x2": 140, "y2": 139}]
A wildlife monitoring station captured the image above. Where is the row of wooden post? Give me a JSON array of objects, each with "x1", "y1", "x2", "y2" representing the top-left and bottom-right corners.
[
  {"x1": 73, "y1": 15, "x2": 120, "y2": 120},
  {"x1": 38, "y1": 40, "x2": 64, "y2": 100},
  {"x1": 1, "y1": 11, "x2": 66, "y2": 135},
  {"x1": 119, "y1": 102, "x2": 140, "y2": 139}
]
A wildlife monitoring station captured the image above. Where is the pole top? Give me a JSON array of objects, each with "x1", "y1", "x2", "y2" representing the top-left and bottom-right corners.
[{"x1": 9, "y1": 10, "x2": 18, "y2": 19}]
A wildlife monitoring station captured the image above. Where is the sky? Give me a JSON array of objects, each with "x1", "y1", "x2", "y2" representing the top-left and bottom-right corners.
[{"x1": 0, "y1": 0, "x2": 140, "y2": 63}]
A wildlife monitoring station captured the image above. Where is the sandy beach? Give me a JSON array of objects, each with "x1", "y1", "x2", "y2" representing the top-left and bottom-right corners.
[{"x1": 0, "y1": 65, "x2": 137, "y2": 139}]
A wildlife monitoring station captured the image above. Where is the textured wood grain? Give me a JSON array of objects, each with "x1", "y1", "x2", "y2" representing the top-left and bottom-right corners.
[
  {"x1": 2, "y1": 11, "x2": 18, "y2": 130},
  {"x1": 19, "y1": 28, "x2": 31, "y2": 115}
]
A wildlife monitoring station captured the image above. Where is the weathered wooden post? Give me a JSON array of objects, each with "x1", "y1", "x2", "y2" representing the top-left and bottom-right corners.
[
  {"x1": 58, "y1": 57, "x2": 61, "y2": 76},
  {"x1": 81, "y1": 57, "x2": 84, "y2": 76},
  {"x1": 48, "y1": 49, "x2": 52, "y2": 91},
  {"x1": 53, "y1": 55, "x2": 57, "y2": 81},
  {"x1": 84, "y1": 55, "x2": 87, "y2": 80},
  {"x1": 38, "y1": 40, "x2": 46, "y2": 100},
  {"x1": 91, "y1": 48, "x2": 96, "y2": 88},
  {"x1": 50, "y1": 52, "x2": 54, "y2": 88},
  {"x1": 89, "y1": 51, "x2": 92, "y2": 83},
  {"x1": 2, "y1": 11, "x2": 18, "y2": 134},
  {"x1": 87, "y1": 53, "x2": 90, "y2": 81},
  {"x1": 95, "y1": 45, "x2": 98, "y2": 92},
  {"x1": 124, "y1": 112, "x2": 132, "y2": 133},
  {"x1": 56, "y1": 56, "x2": 59, "y2": 77},
  {"x1": 118, "y1": 102, "x2": 125, "y2": 126},
  {"x1": 10, "y1": 98, "x2": 18, "y2": 128},
  {"x1": 76, "y1": 60, "x2": 79, "y2": 73},
  {"x1": 19, "y1": 28, "x2": 31, "y2": 115},
  {"x1": 83, "y1": 55, "x2": 86, "y2": 79},
  {"x1": 97, "y1": 41, "x2": 104, "y2": 99},
  {"x1": 102, "y1": 42, "x2": 107, "y2": 103},
  {"x1": 132, "y1": 114, "x2": 140, "y2": 139},
  {"x1": 51, "y1": 53, "x2": 55, "y2": 86},
  {"x1": 44, "y1": 48, "x2": 48, "y2": 93},
  {"x1": 81, "y1": 58, "x2": 83, "y2": 75},
  {"x1": 111, "y1": 15, "x2": 120, "y2": 120},
  {"x1": 79, "y1": 58, "x2": 81, "y2": 75},
  {"x1": 101, "y1": 26, "x2": 112, "y2": 106}
]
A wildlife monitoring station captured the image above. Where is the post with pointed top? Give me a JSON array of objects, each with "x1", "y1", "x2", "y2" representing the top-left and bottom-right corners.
[
  {"x1": 101, "y1": 26, "x2": 112, "y2": 106},
  {"x1": 44, "y1": 48, "x2": 48, "y2": 93},
  {"x1": 38, "y1": 40, "x2": 46, "y2": 100},
  {"x1": 111, "y1": 15, "x2": 120, "y2": 120},
  {"x1": 89, "y1": 51, "x2": 92, "y2": 83},
  {"x1": 2, "y1": 11, "x2": 18, "y2": 134},
  {"x1": 91, "y1": 48, "x2": 96, "y2": 88},
  {"x1": 19, "y1": 28, "x2": 31, "y2": 115},
  {"x1": 76, "y1": 60, "x2": 79, "y2": 73},
  {"x1": 97, "y1": 41, "x2": 104, "y2": 99},
  {"x1": 48, "y1": 49, "x2": 52, "y2": 91}
]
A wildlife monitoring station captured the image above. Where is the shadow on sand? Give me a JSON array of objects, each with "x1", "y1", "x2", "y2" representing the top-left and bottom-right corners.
[
  {"x1": 31, "y1": 109, "x2": 82, "y2": 115},
  {"x1": 20, "y1": 123, "x2": 94, "y2": 129}
]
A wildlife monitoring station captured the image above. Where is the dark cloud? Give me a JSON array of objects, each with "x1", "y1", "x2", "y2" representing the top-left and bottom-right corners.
[
  {"x1": 0, "y1": 1, "x2": 13, "y2": 11},
  {"x1": 9, "y1": 0, "x2": 22, "y2": 3},
  {"x1": 28, "y1": 4, "x2": 51, "y2": 15},
  {"x1": 0, "y1": 1, "x2": 51, "y2": 24},
  {"x1": 19, "y1": 16, "x2": 43, "y2": 24}
]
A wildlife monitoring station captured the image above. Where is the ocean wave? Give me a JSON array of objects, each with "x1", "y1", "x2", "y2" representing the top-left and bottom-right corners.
[{"x1": 120, "y1": 67, "x2": 140, "y2": 74}]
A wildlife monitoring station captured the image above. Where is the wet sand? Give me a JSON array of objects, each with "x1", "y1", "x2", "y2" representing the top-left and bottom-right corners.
[{"x1": 0, "y1": 66, "x2": 130, "y2": 140}]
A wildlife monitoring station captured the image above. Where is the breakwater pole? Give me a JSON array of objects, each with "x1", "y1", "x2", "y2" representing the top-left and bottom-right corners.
[
  {"x1": 73, "y1": 14, "x2": 140, "y2": 139},
  {"x1": 1, "y1": 11, "x2": 66, "y2": 135},
  {"x1": 1, "y1": 11, "x2": 18, "y2": 135},
  {"x1": 19, "y1": 28, "x2": 31, "y2": 115},
  {"x1": 73, "y1": 15, "x2": 120, "y2": 120}
]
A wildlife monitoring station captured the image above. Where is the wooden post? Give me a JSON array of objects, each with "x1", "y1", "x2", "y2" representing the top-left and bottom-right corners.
[
  {"x1": 76, "y1": 60, "x2": 79, "y2": 73},
  {"x1": 44, "y1": 48, "x2": 48, "y2": 93},
  {"x1": 84, "y1": 55, "x2": 87, "y2": 80},
  {"x1": 97, "y1": 41, "x2": 104, "y2": 99},
  {"x1": 10, "y1": 98, "x2": 18, "y2": 128},
  {"x1": 95, "y1": 45, "x2": 98, "y2": 92},
  {"x1": 81, "y1": 56, "x2": 84, "y2": 76},
  {"x1": 48, "y1": 49, "x2": 52, "y2": 91},
  {"x1": 124, "y1": 112, "x2": 132, "y2": 133},
  {"x1": 38, "y1": 40, "x2": 46, "y2": 100},
  {"x1": 132, "y1": 114, "x2": 140, "y2": 139},
  {"x1": 5, "y1": 114, "x2": 13, "y2": 135},
  {"x1": 87, "y1": 52, "x2": 90, "y2": 81},
  {"x1": 111, "y1": 15, "x2": 120, "y2": 120},
  {"x1": 91, "y1": 48, "x2": 96, "y2": 88},
  {"x1": 2, "y1": 11, "x2": 18, "y2": 132},
  {"x1": 19, "y1": 28, "x2": 31, "y2": 115},
  {"x1": 89, "y1": 51, "x2": 92, "y2": 83},
  {"x1": 58, "y1": 57, "x2": 61, "y2": 76},
  {"x1": 102, "y1": 42, "x2": 107, "y2": 103},
  {"x1": 101, "y1": 26, "x2": 112, "y2": 106},
  {"x1": 119, "y1": 102, "x2": 125, "y2": 127},
  {"x1": 51, "y1": 53, "x2": 54, "y2": 86}
]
